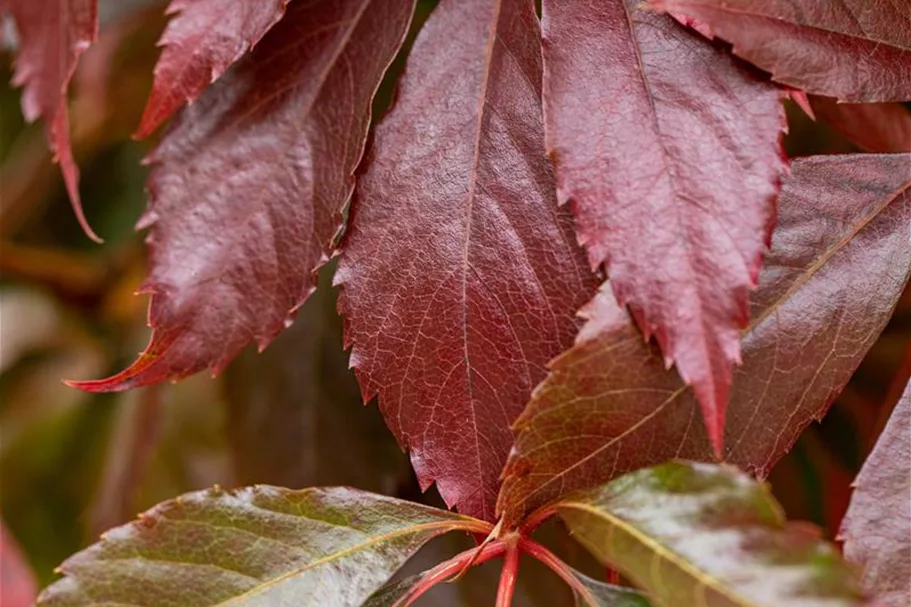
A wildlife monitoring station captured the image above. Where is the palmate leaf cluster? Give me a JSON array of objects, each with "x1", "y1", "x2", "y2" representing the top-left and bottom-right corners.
[{"x1": 1, "y1": 0, "x2": 909, "y2": 605}]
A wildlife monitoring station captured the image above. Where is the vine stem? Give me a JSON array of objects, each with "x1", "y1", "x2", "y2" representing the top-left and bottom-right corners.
[
  {"x1": 519, "y1": 505, "x2": 557, "y2": 535},
  {"x1": 518, "y1": 537, "x2": 600, "y2": 607},
  {"x1": 393, "y1": 540, "x2": 507, "y2": 607},
  {"x1": 495, "y1": 537, "x2": 521, "y2": 607}
]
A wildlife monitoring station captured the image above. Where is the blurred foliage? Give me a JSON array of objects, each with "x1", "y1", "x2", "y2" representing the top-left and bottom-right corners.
[{"x1": 0, "y1": 1, "x2": 908, "y2": 605}]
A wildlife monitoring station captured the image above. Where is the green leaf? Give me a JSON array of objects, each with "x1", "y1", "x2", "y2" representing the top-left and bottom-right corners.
[
  {"x1": 37, "y1": 486, "x2": 489, "y2": 607},
  {"x1": 556, "y1": 462, "x2": 869, "y2": 607},
  {"x1": 575, "y1": 571, "x2": 652, "y2": 607}
]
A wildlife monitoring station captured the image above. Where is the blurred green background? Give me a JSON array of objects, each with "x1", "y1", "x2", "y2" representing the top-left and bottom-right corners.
[{"x1": 1, "y1": 1, "x2": 909, "y2": 604}]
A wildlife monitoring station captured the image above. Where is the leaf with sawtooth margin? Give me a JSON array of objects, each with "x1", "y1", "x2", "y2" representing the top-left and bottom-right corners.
[
  {"x1": 556, "y1": 461, "x2": 871, "y2": 606},
  {"x1": 498, "y1": 154, "x2": 911, "y2": 525},
  {"x1": 649, "y1": 0, "x2": 911, "y2": 103},
  {"x1": 540, "y1": 0, "x2": 786, "y2": 454},
  {"x1": 69, "y1": 0, "x2": 415, "y2": 392},
  {"x1": 335, "y1": 0, "x2": 596, "y2": 523},
  {"x1": 1, "y1": 0, "x2": 101, "y2": 241},
  {"x1": 35, "y1": 486, "x2": 489, "y2": 607},
  {"x1": 840, "y1": 378, "x2": 911, "y2": 607},
  {"x1": 134, "y1": 0, "x2": 290, "y2": 138}
]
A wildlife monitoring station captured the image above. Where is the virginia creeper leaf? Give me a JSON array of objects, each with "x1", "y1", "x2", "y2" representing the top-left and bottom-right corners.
[
  {"x1": 36, "y1": 486, "x2": 489, "y2": 607},
  {"x1": 70, "y1": 0, "x2": 415, "y2": 392},
  {"x1": 134, "y1": 0, "x2": 290, "y2": 138},
  {"x1": 1, "y1": 521, "x2": 37, "y2": 607},
  {"x1": 650, "y1": 0, "x2": 911, "y2": 103},
  {"x1": 498, "y1": 154, "x2": 911, "y2": 524},
  {"x1": 335, "y1": 0, "x2": 595, "y2": 522},
  {"x1": 541, "y1": 0, "x2": 786, "y2": 454},
  {"x1": 2, "y1": 0, "x2": 101, "y2": 241},
  {"x1": 810, "y1": 98, "x2": 911, "y2": 154},
  {"x1": 575, "y1": 571, "x2": 653, "y2": 607},
  {"x1": 840, "y1": 380, "x2": 911, "y2": 607},
  {"x1": 556, "y1": 462, "x2": 870, "y2": 607}
]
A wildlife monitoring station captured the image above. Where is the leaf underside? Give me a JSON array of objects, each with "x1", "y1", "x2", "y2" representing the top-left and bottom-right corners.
[
  {"x1": 540, "y1": 0, "x2": 786, "y2": 454},
  {"x1": 335, "y1": 0, "x2": 595, "y2": 522},
  {"x1": 135, "y1": 0, "x2": 290, "y2": 138},
  {"x1": 558, "y1": 461, "x2": 869, "y2": 607},
  {"x1": 70, "y1": 0, "x2": 415, "y2": 392},
  {"x1": 650, "y1": 0, "x2": 911, "y2": 102},
  {"x1": 2, "y1": 0, "x2": 101, "y2": 241},
  {"x1": 840, "y1": 379, "x2": 911, "y2": 607},
  {"x1": 37, "y1": 486, "x2": 487, "y2": 607},
  {"x1": 498, "y1": 154, "x2": 911, "y2": 524}
]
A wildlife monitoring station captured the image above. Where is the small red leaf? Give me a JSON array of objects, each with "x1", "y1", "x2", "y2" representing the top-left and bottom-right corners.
[
  {"x1": 336, "y1": 0, "x2": 596, "y2": 522},
  {"x1": 651, "y1": 0, "x2": 911, "y2": 103},
  {"x1": 70, "y1": 0, "x2": 415, "y2": 392},
  {"x1": 498, "y1": 154, "x2": 911, "y2": 525},
  {"x1": 3, "y1": 0, "x2": 101, "y2": 241},
  {"x1": 841, "y1": 380, "x2": 911, "y2": 607},
  {"x1": 541, "y1": 0, "x2": 786, "y2": 455},
  {"x1": 134, "y1": 0, "x2": 290, "y2": 138}
]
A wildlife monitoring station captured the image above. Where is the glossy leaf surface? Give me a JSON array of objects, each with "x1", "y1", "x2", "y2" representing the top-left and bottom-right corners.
[
  {"x1": 336, "y1": 0, "x2": 595, "y2": 522},
  {"x1": 840, "y1": 380, "x2": 911, "y2": 607},
  {"x1": 558, "y1": 462, "x2": 869, "y2": 607},
  {"x1": 2, "y1": 0, "x2": 100, "y2": 241},
  {"x1": 650, "y1": 0, "x2": 911, "y2": 102},
  {"x1": 135, "y1": 0, "x2": 290, "y2": 137},
  {"x1": 499, "y1": 154, "x2": 911, "y2": 523},
  {"x1": 71, "y1": 0, "x2": 414, "y2": 392},
  {"x1": 37, "y1": 486, "x2": 488, "y2": 607},
  {"x1": 576, "y1": 571, "x2": 652, "y2": 607},
  {"x1": 810, "y1": 98, "x2": 911, "y2": 153},
  {"x1": 541, "y1": 0, "x2": 785, "y2": 453}
]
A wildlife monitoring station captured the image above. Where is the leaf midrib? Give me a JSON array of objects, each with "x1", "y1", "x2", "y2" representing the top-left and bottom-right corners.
[
  {"x1": 558, "y1": 500, "x2": 759, "y2": 607},
  {"x1": 216, "y1": 518, "x2": 486, "y2": 606},
  {"x1": 748, "y1": 176, "x2": 911, "y2": 332}
]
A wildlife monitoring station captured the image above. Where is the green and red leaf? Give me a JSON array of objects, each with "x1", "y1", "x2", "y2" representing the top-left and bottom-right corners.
[
  {"x1": 37, "y1": 486, "x2": 489, "y2": 607},
  {"x1": 556, "y1": 462, "x2": 870, "y2": 606}
]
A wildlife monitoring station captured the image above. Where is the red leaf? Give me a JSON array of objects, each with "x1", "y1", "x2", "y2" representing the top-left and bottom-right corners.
[
  {"x1": 335, "y1": 0, "x2": 596, "y2": 522},
  {"x1": 840, "y1": 380, "x2": 911, "y2": 607},
  {"x1": 541, "y1": 0, "x2": 786, "y2": 454},
  {"x1": 0, "y1": 522, "x2": 37, "y2": 607},
  {"x1": 3, "y1": 0, "x2": 101, "y2": 242},
  {"x1": 811, "y1": 97, "x2": 911, "y2": 154},
  {"x1": 135, "y1": 0, "x2": 290, "y2": 138},
  {"x1": 650, "y1": 0, "x2": 911, "y2": 103},
  {"x1": 69, "y1": 0, "x2": 415, "y2": 392},
  {"x1": 498, "y1": 154, "x2": 911, "y2": 525}
]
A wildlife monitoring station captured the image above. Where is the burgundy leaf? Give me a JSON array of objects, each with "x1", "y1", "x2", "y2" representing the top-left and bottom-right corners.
[
  {"x1": 335, "y1": 0, "x2": 596, "y2": 522},
  {"x1": 498, "y1": 154, "x2": 911, "y2": 525},
  {"x1": 2, "y1": 0, "x2": 101, "y2": 241},
  {"x1": 541, "y1": 0, "x2": 786, "y2": 454},
  {"x1": 0, "y1": 522, "x2": 37, "y2": 607},
  {"x1": 811, "y1": 97, "x2": 911, "y2": 154},
  {"x1": 134, "y1": 0, "x2": 290, "y2": 138},
  {"x1": 69, "y1": 0, "x2": 415, "y2": 392},
  {"x1": 650, "y1": 0, "x2": 911, "y2": 103},
  {"x1": 840, "y1": 380, "x2": 911, "y2": 607}
]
